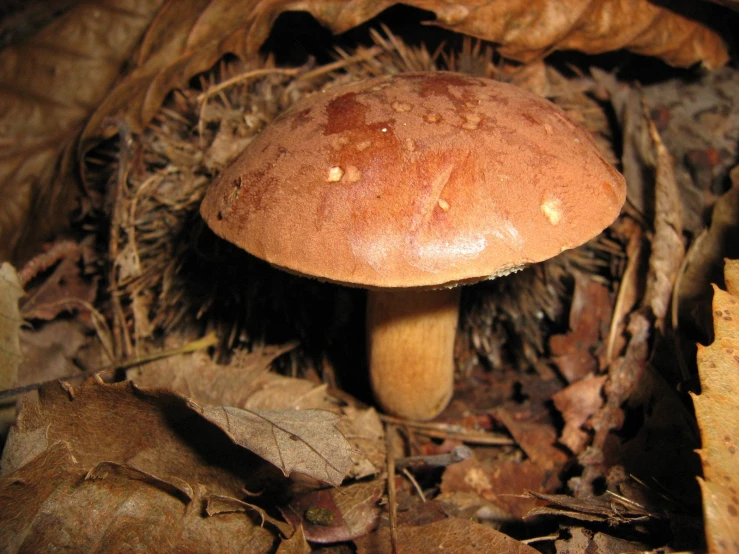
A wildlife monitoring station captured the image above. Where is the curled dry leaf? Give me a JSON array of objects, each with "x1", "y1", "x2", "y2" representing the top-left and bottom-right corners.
[
  {"x1": 83, "y1": 0, "x2": 729, "y2": 141},
  {"x1": 0, "y1": 0, "x2": 165, "y2": 261},
  {"x1": 0, "y1": 441, "x2": 276, "y2": 554},
  {"x1": 642, "y1": 116, "x2": 685, "y2": 330},
  {"x1": 693, "y1": 259, "x2": 739, "y2": 554},
  {"x1": 192, "y1": 403, "x2": 354, "y2": 487},
  {"x1": 422, "y1": 0, "x2": 728, "y2": 69}
]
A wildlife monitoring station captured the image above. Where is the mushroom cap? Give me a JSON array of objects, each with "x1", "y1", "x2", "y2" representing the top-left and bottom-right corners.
[{"x1": 201, "y1": 72, "x2": 626, "y2": 288}]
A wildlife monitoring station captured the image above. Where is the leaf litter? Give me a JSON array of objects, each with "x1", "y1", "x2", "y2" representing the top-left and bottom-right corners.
[{"x1": 1, "y1": 1, "x2": 739, "y2": 552}]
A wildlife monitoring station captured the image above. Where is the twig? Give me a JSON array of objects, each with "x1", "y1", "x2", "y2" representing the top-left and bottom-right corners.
[
  {"x1": 385, "y1": 423, "x2": 399, "y2": 554},
  {"x1": 296, "y1": 45, "x2": 383, "y2": 83},
  {"x1": 109, "y1": 122, "x2": 135, "y2": 359},
  {"x1": 394, "y1": 445, "x2": 472, "y2": 469},
  {"x1": 197, "y1": 67, "x2": 301, "y2": 103},
  {"x1": 0, "y1": 332, "x2": 218, "y2": 401},
  {"x1": 401, "y1": 468, "x2": 426, "y2": 502},
  {"x1": 379, "y1": 414, "x2": 514, "y2": 446}
]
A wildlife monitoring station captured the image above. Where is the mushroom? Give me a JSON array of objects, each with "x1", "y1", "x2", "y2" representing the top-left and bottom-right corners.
[{"x1": 200, "y1": 72, "x2": 626, "y2": 420}]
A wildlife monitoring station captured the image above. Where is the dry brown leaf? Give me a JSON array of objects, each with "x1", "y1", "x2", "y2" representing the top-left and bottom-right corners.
[
  {"x1": 126, "y1": 342, "x2": 297, "y2": 407},
  {"x1": 192, "y1": 403, "x2": 354, "y2": 486},
  {"x1": 549, "y1": 276, "x2": 612, "y2": 382},
  {"x1": 424, "y1": 0, "x2": 729, "y2": 68},
  {"x1": 693, "y1": 259, "x2": 739, "y2": 554},
  {"x1": 82, "y1": 0, "x2": 729, "y2": 142},
  {"x1": 679, "y1": 167, "x2": 739, "y2": 340},
  {"x1": 0, "y1": 441, "x2": 276, "y2": 554},
  {"x1": 493, "y1": 407, "x2": 569, "y2": 472},
  {"x1": 355, "y1": 516, "x2": 540, "y2": 553},
  {"x1": 440, "y1": 456, "x2": 555, "y2": 519},
  {"x1": 642, "y1": 116, "x2": 685, "y2": 330},
  {"x1": 2, "y1": 378, "x2": 268, "y2": 497},
  {"x1": 552, "y1": 374, "x2": 607, "y2": 454},
  {"x1": 0, "y1": 263, "x2": 23, "y2": 433},
  {"x1": 276, "y1": 525, "x2": 311, "y2": 554},
  {"x1": 281, "y1": 480, "x2": 384, "y2": 543},
  {"x1": 0, "y1": 0, "x2": 165, "y2": 261},
  {"x1": 18, "y1": 319, "x2": 89, "y2": 391},
  {"x1": 0, "y1": 263, "x2": 23, "y2": 390}
]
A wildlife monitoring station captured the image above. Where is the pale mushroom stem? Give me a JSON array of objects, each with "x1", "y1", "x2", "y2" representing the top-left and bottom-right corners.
[{"x1": 366, "y1": 288, "x2": 461, "y2": 421}]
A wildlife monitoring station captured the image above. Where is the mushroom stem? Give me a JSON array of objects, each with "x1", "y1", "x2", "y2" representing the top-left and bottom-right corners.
[{"x1": 367, "y1": 288, "x2": 461, "y2": 420}]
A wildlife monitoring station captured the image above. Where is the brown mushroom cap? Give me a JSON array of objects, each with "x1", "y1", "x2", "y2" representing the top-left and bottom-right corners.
[{"x1": 201, "y1": 72, "x2": 626, "y2": 288}]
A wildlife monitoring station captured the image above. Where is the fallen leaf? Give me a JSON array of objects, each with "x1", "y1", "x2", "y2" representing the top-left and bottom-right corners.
[
  {"x1": 422, "y1": 0, "x2": 728, "y2": 69},
  {"x1": 82, "y1": 0, "x2": 729, "y2": 143},
  {"x1": 441, "y1": 456, "x2": 556, "y2": 519},
  {"x1": 276, "y1": 525, "x2": 311, "y2": 554},
  {"x1": 16, "y1": 319, "x2": 90, "y2": 403},
  {"x1": 0, "y1": 262, "x2": 23, "y2": 433},
  {"x1": 127, "y1": 342, "x2": 297, "y2": 407},
  {"x1": 192, "y1": 404, "x2": 354, "y2": 486},
  {"x1": 642, "y1": 115, "x2": 685, "y2": 331},
  {"x1": 552, "y1": 375, "x2": 607, "y2": 454},
  {"x1": 493, "y1": 407, "x2": 569, "y2": 472},
  {"x1": 336, "y1": 405, "x2": 385, "y2": 479},
  {"x1": 550, "y1": 276, "x2": 612, "y2": 382},
  {"x1": 0, "y1": 441, "x2": 276, "y2": 554},
  {"x1": 0, "y1": 0, "x2": 165, "y2": 261},
  {"x1": 693, "y1": 258, "x2": 739, "y2": 554},
  {"x1": 354, "y1": 516, "x2": 540, "y2": 553},
  {"x1": 0, "y1": 262, "x2": 23, "y2": 388},
  {"x1": 4, "y1": 378, "x2": 268, "y2": 497},
  {"x1": 281, "y1": 480, "x2": 384, "y2": 543},
  {"x1": 678, "y1": 167, "x2": 739, "y2": 341}
]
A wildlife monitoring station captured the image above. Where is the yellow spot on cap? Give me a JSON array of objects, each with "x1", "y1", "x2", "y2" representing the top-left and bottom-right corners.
[
  {"x1": 345, "y1": 165, "x2": 362, "y2": 183},
  {"x1": 438, "y1": 199, "x2": 450, "y2": 212},
  {"x1": 541, "y1": 197, "x2": 563, "y2": 225},
  {"x1": 327, "y1": 167, "x2": 344, "y2": 182},
  {"x1": 462, "y1": 114, "x2": 481, "y2": 130}
]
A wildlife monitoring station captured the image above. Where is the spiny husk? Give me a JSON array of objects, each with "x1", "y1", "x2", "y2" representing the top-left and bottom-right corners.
[{"x1": 94, "y1": 28, "x2": 624, "y2": 372}]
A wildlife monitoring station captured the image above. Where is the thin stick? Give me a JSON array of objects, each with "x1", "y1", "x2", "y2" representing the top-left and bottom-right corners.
[
  {"x1": 395, "y1": 445, "x2": 472, "y2": 469},
  {"x1": 385, "y1": 424, "x2": 399, "y2": 554},
  {"x1": 0, "y1": 332, "x2": 218, "y2": 401},
  {"x1": 380, "y1": 414, "x2": 514, "y2": 446},
  {"x1": 196, "y1": 67, "x2": 301, "y2": 103},
  {"x1": 297, "y1": 45, "x2": 383, "y2": 83},
  {"x1": 401, "y1": 467, "x2": 426, "y2": 502}
]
